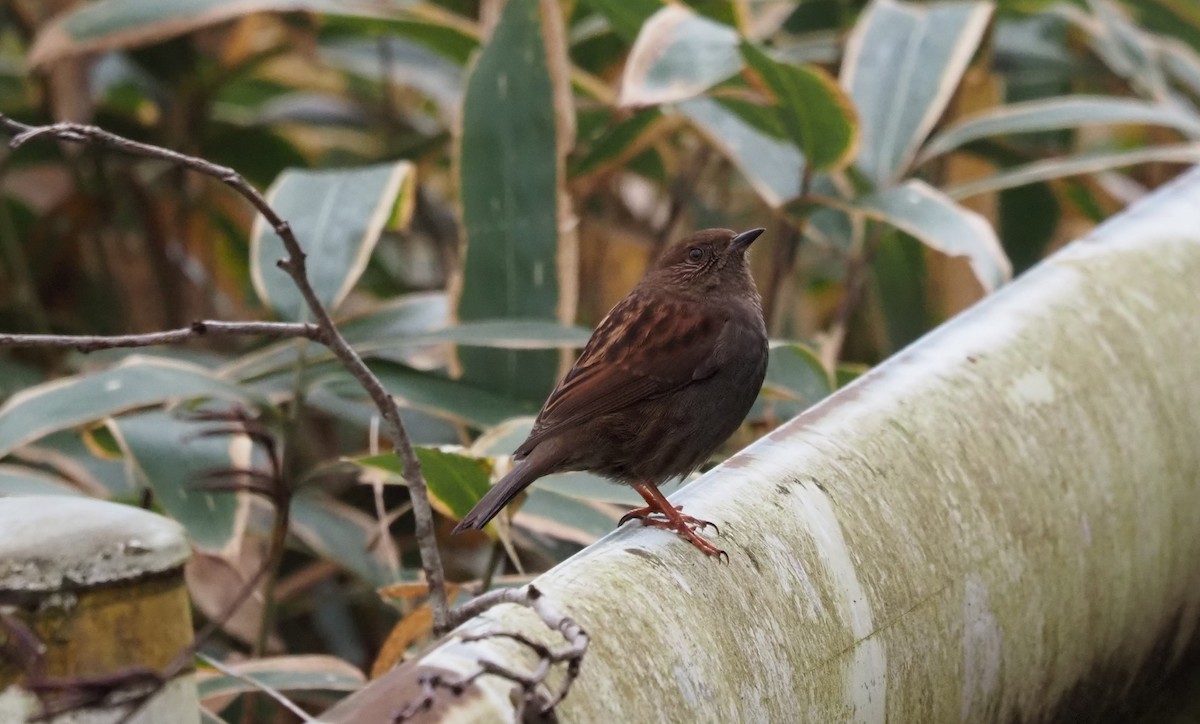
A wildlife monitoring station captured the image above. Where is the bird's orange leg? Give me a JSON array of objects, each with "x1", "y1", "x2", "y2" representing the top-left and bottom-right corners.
[{"x1": 619, "y1": 482, "x2": 726, "y2": 561}]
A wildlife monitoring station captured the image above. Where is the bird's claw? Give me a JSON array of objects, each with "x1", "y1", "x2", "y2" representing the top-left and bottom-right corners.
[
  {"x1": 619, "y1": 504, "x2": 726, "y2": 560},
  {"x1": 619, "y1": 504, "x2": 719, "y2": 534}
]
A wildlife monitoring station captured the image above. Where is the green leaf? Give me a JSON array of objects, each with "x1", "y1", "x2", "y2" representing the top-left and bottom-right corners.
[
  {"x1": 468, "y1": 418, "x2": 684, "y2": 504},
  {"x1": 405, "y1": 320, "x2": 592, "y2": 349},
  {"x1": 754, "y1": 342, "x2": 835, "y2": 424},
  {"x1": 1161, "y1": 37, "x2": 1200, "y2": 99},
  {"x1": 570, "y1": 108, "x2": 666, "y2": 180},
  {"x1": 840, "y1": 0, "x2": 994, "y2": 184},
  {"x1": 18, "y1": 431, "x2": 137, "y2": 498},
  {"x1": 355, "y1": 447, "x2": 492, "y2": 521},
  {"x1": 619, "y1": 5, "x2": 740, "y2": 106},
  {"x1": 999, "y1": 182, "x2": 1059, "y2": 275},
  {"x1": 848, "y1": 180, "x2": 1011, "y2": 291},
  {"x1": 738, "y1": 41, "x2": 858, "y2": 172},
  {"x1": 323, "y1": 360, "x2": 538, "y2": 429},
  {"x1": 320, "y1": 12, "x2": 480, "y2": 66},
  {"x1": 321, "y1": 37, "x2": 462, "y2": 119},
  {"x1": 0, "y1": 355, "x2": 40, "y2": 403},
  {"x1": 0, "y1": 357, "x2": 252, "y2": 459},
  {"x1": 0, "y1": 464, "x2": 86, "y2": 497},
  {"x1": 251, "y1": 161, "x2": 416, "y2": 321},
  {"x1": 222, "y1": 292, "x2": 448, "y2": 382},
  {"x1": 516, "y1": 488, "x2": 620, "y2": 544},
  {"x1": 944, "y1": 144, "x2": 1200, "y2": 199},
  {"x1": 918, "y1": 96, "x2": 1200, "y2": 164},
  {"x1": 28, "y1": 0, "x2": 383, "y2": 68},
  {"x1": 580, "y1": 0, "x2": 663, "y2": 42},
  {"x1": 196, "y1": 654, "x2": 364, "y2": 702},
  {"x1": 835, "y1": 362, "x2": 870, "y2": 387},
  {"x1": 456, "y1": 0, "x2": 576, "y2": 403},
  {"x1": 290, "y1": 492, "x2": 406, "y2": 586},
  {"x1": 676, "y1": 96, "x2": 805, "y2": 207},
  {"x1": 871, "y1": 231, "x2": 929, "y2": 354},
  {"x1": 764, "y1": 342, "x2": 834, "y2": 405},
  {"x1": 108, "y1": 411, "x2": 252, "y2": 553}
]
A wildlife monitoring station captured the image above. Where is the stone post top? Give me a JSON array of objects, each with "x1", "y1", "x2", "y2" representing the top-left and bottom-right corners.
[{"x1": 0, "y1": 496, "x2": 190, "y2": 592}]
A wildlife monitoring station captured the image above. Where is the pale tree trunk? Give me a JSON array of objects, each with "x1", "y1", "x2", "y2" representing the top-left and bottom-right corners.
[{"x1": 327, "y1": 168, "x2": 1200, "y2": 723}]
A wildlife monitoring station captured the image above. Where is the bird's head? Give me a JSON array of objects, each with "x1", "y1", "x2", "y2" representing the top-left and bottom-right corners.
[{"x1": 649, "y1": 227, "x2": 764, "y2": 297}]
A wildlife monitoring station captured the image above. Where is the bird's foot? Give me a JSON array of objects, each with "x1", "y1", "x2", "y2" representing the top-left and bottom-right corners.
[
  {"x1": 632, "y1": 513, "x2": 727, "y2": 561},
  {"x1": 621, "y1": 485, "x2": 727, "y2": 561},
  {"x1": 618, "y1": 504, "x2": 718, "y2": 534}
]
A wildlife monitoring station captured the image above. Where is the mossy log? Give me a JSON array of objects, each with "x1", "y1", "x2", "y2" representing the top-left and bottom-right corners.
[{"x1": 363, "y1": 169, "x2": 1200, "y2": 721}]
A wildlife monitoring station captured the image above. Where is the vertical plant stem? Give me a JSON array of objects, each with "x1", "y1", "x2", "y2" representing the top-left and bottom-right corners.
[
  {"x1": 764, "y1": 166, "x2": 814, "y2": 330},
  {"x1": 819, "y1": 223, "x2": 884, "y2": 370}
]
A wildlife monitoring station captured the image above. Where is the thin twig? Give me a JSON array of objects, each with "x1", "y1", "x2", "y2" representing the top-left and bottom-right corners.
[
  {"x1": 652, "y1": 146, "x2": 713, "y2": 257},
  {"x1": 0, "y1": 114, "x2": 450, "y2": 633},
  {"x1": 0, "y1": 321, "x2": 323, "y2": 352},
  {"x1": 819, "y1": 223, "x2": 885, "y2": 369},
  {"x1": 764, "y1": 165, "x2": 814, "y2": 329}
]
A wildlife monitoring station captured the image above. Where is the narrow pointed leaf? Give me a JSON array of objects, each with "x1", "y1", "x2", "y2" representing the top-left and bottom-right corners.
[
  {"x1": 323, "y1": 360, "x2": 538, "y2": 429},
  {"x1": 290, "y1": 493, "x2": 407, "y2": 586},
  {"x1": 676, "y1": 96, "x2": 805, "y2": 207},
  {"x1": 620, "y1": 5, "x2": 740, "y2": 106},
  {"x1": 739, "y1": 41, "x2": 858, "y2": 171},
  {"x1": 0, "y1": 357, "x2": 251, "y2": 459},
  {"x1": 28, "y1": 0, "x2": 355, "y2": 67},
  {"x1": 221, "y1": 292, "x2": 448, "y2": 382},
  {"x1": 109, "y1": 411, "x2": 253, "y2": 554},
  {"x1": 251, "y1": 161, "x2": 416, "y2": 321},
  {"x1": 196, "y1": 654, "x2": 365, "y2": 702},
  {"x1": 842, "y1": 180, "x2": 1011, "y2": 291},
  {"x1": 581, "y1": 0, "x2": 663, "y2": 42},
  {"x1": 945, "y1": 144, "x2": 1200, "y2": 199},
  {"x1": 0, "y1": 464, "x2": 85, "y2": 497},
  {"x1": 455, "y1": 0, "x2": 577, "y2": 403},
  {"x1": 840, "y1": 0, "x2": 994, "y2": 184},
  {"x1": 919, "y1": 96, "x2": 1200, "y2": 163},
  {"x1": 355, "y1": 447, "x2": 492, "y2": 522}
]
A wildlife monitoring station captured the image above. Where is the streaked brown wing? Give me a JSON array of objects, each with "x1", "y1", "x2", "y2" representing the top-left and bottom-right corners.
[{"x1": 515, "y1": 293, "x2": 725, "y2": 457}]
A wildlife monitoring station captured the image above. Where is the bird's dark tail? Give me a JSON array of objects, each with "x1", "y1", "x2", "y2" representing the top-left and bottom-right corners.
[{"x1": 452, "y1": 458, "x2": 545, "y2": 533}]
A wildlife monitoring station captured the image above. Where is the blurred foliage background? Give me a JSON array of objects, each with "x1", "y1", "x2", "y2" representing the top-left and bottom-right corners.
[{"x1": 1, "y1": 0, "x2": 1198, "y2": 718}]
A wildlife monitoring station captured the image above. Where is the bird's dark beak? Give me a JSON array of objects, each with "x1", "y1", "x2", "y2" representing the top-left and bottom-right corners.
[{"x1": 730, "y1": 227, "x2": 765, "y2": 253}]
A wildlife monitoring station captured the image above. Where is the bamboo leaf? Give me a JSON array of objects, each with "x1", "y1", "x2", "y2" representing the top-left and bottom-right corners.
[
  {"x1": 739, "y1": 41, "x2": 859, "y2": 172},
  {"x1": 0, "y1": 357, "x2": 252, "y2": 459},
  {"x1": 251, "y1": 161, "x2": 416, "y2": 321},
  {"x1": 580, "y1": 0, "x2": 663, "y2": 42},
  {"x1": 841, "y1": 180, "x2": 1011, "y2": 291},
  {"x1": 28, "y1": 0, "x2": 357, "y2": 67},
  {"x1": 455, "y1": 0, "x2": 578, "y2": 403},
  {"x1": 919, "y1": 96, "x2": 1200, "y2": 163},
  {"x1": 676, "y1": 96, "x2": 805, "y2": 207},
  {"x1": 0, "y1": 464, "x2": 85, "y2": 497},
  {"x1": 619, "y1": 5, "x2": 740, "y2": 107},
  {"x1": 290, "y1": 493, "x2": 406, "y2": 586},
  {"x1": 945, "y1": 144, "x2": 1200, "y2": 199},
  {"x1": 196, "y1": 654, "x2": 364, "y2": 702},
  {"x1": 840, "y1": 0, "x2": 994, "y2": 184},
  {"x1": 108, "y1": 411, "x2": 254, "y2": 554}
]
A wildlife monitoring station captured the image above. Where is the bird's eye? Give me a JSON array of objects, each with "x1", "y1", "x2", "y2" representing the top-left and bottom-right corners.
[{"x1": 687, "y1": 247, "x2": 705, "y2": 262}]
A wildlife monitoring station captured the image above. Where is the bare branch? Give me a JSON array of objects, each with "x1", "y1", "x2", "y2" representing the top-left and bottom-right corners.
[
  {"x1": 0, "y1": 114, "x2": 449, "y2": 632},
  {"x1": 0, "y1": 321, "x2": 323, "y2": 353},
  {"x1": 391, "y1": 584, "x2": 589, "y2": 720}
]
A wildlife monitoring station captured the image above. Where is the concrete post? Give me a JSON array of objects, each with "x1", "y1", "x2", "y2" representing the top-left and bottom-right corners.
[{"x1": 0, "y1": 496, "x2": 198, "y2": 723}]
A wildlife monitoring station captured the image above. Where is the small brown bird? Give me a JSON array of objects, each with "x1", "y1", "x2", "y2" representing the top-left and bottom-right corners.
[{"x1": 453, "y1": 228, "x2": 769, "y2": 558}]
